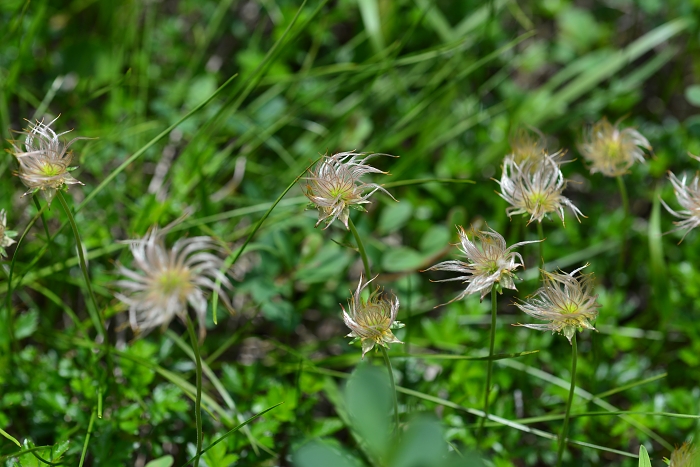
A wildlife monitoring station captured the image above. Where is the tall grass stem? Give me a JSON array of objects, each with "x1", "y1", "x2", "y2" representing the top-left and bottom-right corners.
[
  {"x1": 56, "y1": 191, "x2": 107, "y2": 341},
  {"x1": 78, "y1": 408, "x2": 97, "y2": 467},
  {"x1": 477, "y1": 287, "x2": 498, "y2": 442},
  {"x1": 186, "y1": 314, "x2": 204, "y2": 467},
  {"x1": 556, "y1": 334, "x2": 578, "y2": 467},
  {"x1": 32, "y1": 196, "x2": 53, "y2": 252}
]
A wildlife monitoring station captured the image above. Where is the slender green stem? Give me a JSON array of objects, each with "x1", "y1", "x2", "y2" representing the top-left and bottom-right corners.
[
  {"x1": 186, "y1": 315, "x2": 204, "y2": 467},
  {"x1": 477, "y1": 287, "x2": 498, "y2": 442},
  {"x1": 556, "y1": 334, "x2": 578, "y2": 467},
  {"x1": 348, "y1": 217, "x2": 371, "y2": 279},
  {"x1": 78, "y1": 408, "x2": 97, "y2": 467},
  {"x1": 380, "y1": 346, "x2": 400, "y2": 435},
  {"x1": 212, "y1": 155, "x2": 323, "y2": 322},
  {"x1": 536, "y1": 221, "x2": 545, "y2": 269},
  {"x1": 56, "y1": 191, "x2": 107, "y2": 341},
  {"x1": 32, "y1": 196, "x2": 54, "y2": 251}
]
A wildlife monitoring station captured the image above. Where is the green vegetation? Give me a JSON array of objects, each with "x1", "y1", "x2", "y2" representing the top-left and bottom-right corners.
[{"x1": 1, "y1": 0, "x2": 700, "y2": 465}]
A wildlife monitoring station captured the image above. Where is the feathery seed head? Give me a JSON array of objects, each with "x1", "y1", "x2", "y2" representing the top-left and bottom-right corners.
[
  {"x1": 0, "y1": 209, "x2": 17, "y2": 257},
  {"x1": 509, "y1": 127, "x2": 548, "y2": 164},
  {"x1": 662, "y1": 166, "x2": 700, "y2": 243},
  {"x1": 579, "y1": 118, "x2": 651, "y2": 177},
  {"x1": 514, "y1": 265, "x2": 601, "y2": 344},
  {"x1": 497, "y1": 153, "x2": 584, "y2": 225},
  {"x1": 670, "y1": 442, "x2": 699, "y2": 467},
  {"x1": 8, "y1": 117, "x2": 89, "y2": 205},
  {"x1": 424, "y1": 225, "x2": 540, "y2": 302},
  {"x1": 342, "y1": 274, "x2": 403, "y2": 358},
  {"x1": 115, "y1": 225, "x2": 234, "y2": 338},
  {"x1": 302, "y1": 151, "x2": 396, "y2": 230}
]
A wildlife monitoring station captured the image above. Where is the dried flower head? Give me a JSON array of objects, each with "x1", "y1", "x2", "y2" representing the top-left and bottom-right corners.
[
  {"x1": 423, "y1": 225, "x2": 540, "y2": 303},
  {"x1": 302, "y1": 151, "x2": 396, "y2": 229},
  {"x1": 662, "y1": 166, "x2": 700, "y2": 243},
  {"x1": 497, "y1": 153, "x2": 584, "y2": 225},
  {"x1": 670, "y1": 442, "x2": 699, "y2": 467},
  {"x1": 514, "y1": 266, "x2": 601, "y2": 344},
  {"x1": 342, "y1": 275, "x2": 403, "y2": 358},
  {"x1": 579, "y1": 118, "x2": 651, "y2": 177},
  {"x1": 8, "y1": 116, "x2": 89, "y2": 204},
  {"x1": 0, "y1": 209, "x2": 17, "y2": 257},
  {"x1": 115, "y1": 225, "x2": 234, "y2": 337},
  {"x1": 509, "y1": 127, "x2": 548, "y2": 164}
]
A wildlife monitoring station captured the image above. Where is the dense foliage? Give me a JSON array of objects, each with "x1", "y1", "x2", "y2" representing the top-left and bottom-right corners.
[{"x1": 1, "y1": 0, "x2": 700, "y2": 466}]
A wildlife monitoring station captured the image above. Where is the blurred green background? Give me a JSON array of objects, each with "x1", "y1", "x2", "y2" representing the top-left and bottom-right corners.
[{"x1": 1, "y1": 0, "x2": 700, "y2": 465}]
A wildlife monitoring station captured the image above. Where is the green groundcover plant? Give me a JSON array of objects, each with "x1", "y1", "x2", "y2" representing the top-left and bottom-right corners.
[{"x1": 1, "y1": 1, "x2": 700, "y2": 466}]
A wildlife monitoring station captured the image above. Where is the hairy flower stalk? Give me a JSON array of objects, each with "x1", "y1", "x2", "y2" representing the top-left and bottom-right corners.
[
  {"x1": 342, "y1": 275, "x2": 403, "y2": 433},
  {"x1": 578, "y1": 118, "x2": 651, "y2": 177},
  {"x1": 515, "y1": 266, "x2": 600, "y2": 467},
  {"x1": 424, "y1": 225, "x2": 540, "y2": 303},
  {"x1": 514, "y1": 266, "x2": 601, "y2": 343},
  {"x1": 424, "y1": 226, "x2": 537, "y2": 442},
  {"x1": 662, "y1": 167, "x2": 700, "y2": 242},
  {"x1": 302, "y1": 151, "x2": 396, "y2": 229},
  {"x1": 115, "y1": 225, "x2": 234, "y2": 337},
  {"x1": 0, "y1": 209, "x2": 17, "y2": 257},
  {"x1": 498, "y1": 153, "x2": 584, "y2": 225},
  {"x1": 342, "y1": 275, "x2": 403, "y2": 358},
  {"x1": 9, "y1": 116, "x2": 89, "y2": 204}
]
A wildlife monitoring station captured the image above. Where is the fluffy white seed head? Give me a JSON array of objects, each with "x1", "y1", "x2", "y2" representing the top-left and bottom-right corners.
[
  {"x1": 497, "y1": 153, "x2": 584, "y2": 225},
  {"x1": 342, "y1": 274, "x2": 403, "y2": 358},
  {"x1": 514, "y1": 265, "x2": 601, "y2": 344},
  {"x1": 424, "y1": 225, "x2": 541, "y2": 303},
  {"x1": 579, "y1": 118, "x2": 651, "y2": 177},
  {"x1": 9, "y1": 116, "x2": 89, "y2": 204},
  {"x1": 115, "y1": 226, "x2": 234, "y2": 338},
  {"x1": 302, "y1": 151, "x2": 396, "y2": 229}
]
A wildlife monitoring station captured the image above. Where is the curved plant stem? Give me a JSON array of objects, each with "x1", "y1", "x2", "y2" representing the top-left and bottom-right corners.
[
  {"x1": 211, "y1": 155, "x2": 323, "y2": 323},
  {"x1": 348, "y1": 217, "x2": 371, "y2": 279},
  {"x1": 78, "y1": 407, "x2": 97, "y2": 467},
  {"x1": 477, "y1": 287, "x2": 498, "y2": 442},
  {"x1": 32, "y1": 196, "x2": 54, "y2": 252},
  {"x1": 186, "y1": 314, "x2": 204, "y2": 467},
  {"x1": 380, "y1": 346, "x2": 400, "y2": 435},
  {"x1": 556, "y1": 334, "x2": 578, "y2": 467},
  {"x1": 56, "y1": 191, "x2": 107, "y2": 342}
]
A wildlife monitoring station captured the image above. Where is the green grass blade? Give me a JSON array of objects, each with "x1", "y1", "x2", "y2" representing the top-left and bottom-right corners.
[
  {"x1": 178, "y1": 403, "x2": 283, "y2": 467},
  {"x1": 165, "y1": 330, "x2": 265, "y2": 456},
  {"x1": 75, "y1": 73, "x2": 238, "y2": 214},
  {"x1": 211, "y1": 155, "x2": 322, "y2": 322},
  {"x1": 0, "y1": 427, "x2": 21, "y2": 448}
]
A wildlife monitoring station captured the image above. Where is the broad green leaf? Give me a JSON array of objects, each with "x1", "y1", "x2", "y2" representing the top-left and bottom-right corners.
[
  {"x1": 638, "y1": 445, "x2": 651, "y2": 467},
  {"x1": 146, "y1": 455, "x2": 174, "y2": 467}
]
